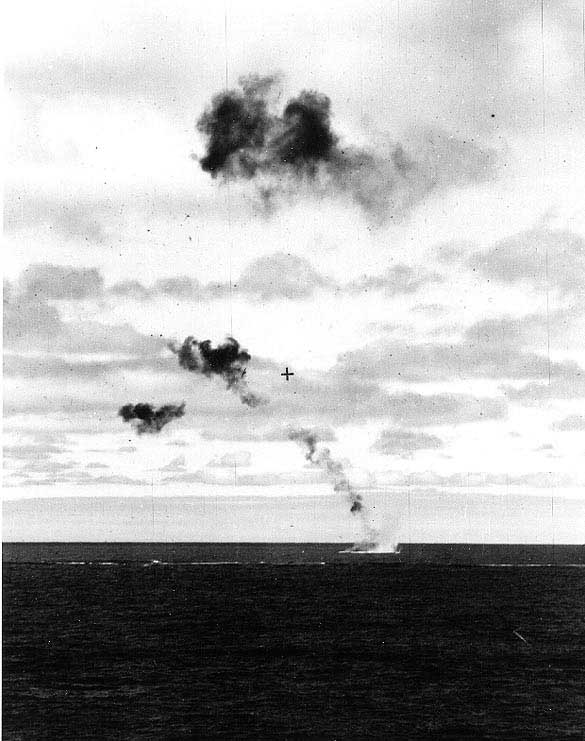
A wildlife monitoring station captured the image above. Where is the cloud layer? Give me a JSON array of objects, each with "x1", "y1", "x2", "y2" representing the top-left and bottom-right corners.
[{"x1": 468, "y1": 229, "x2": 585, "y2": 297}]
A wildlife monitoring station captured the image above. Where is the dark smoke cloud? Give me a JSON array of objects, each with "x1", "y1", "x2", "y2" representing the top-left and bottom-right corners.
[
  {"x1": 289, "y1": 428, "x2": 378, "y2": 549},
  {"x1": 197, "y1": 76, "x2": 338, "y2": 179},
  {"x1": 198, "y1": 74, "x2": 276, "y2": 177},
  {"x1": 196, "y1": 76, "x2": 497, "y2": 222},
  {"x1": 118, "y1": 402, "x2": 186, "y2": 434},
  {"x1": 168, "y1": 336, "x2": 266, "y2": 408},
  {"x1": 274, "y1": 91, "x2": 337, "y2": 172}
]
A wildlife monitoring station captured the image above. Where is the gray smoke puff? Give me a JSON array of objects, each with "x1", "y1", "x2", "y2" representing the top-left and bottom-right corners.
[
  {"x1": 289, "y1": 427, "x2": 378, "y2": 548},
  {"x1": 168, "y1": 335, "x2": 267, "y2": 408},
  {"x1": 118, "y1": 402, "x2": 186, "y2": 434}
]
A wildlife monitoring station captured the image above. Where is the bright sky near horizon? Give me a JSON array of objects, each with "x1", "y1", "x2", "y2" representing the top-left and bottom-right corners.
[{"x1": 4, "y1": 0, "x2": 585, "y2": 542}]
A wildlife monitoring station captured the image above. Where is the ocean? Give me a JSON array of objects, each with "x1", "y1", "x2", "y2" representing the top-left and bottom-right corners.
[{"x1": 4, "y1": 543, "x2": 585, "y2": 739}]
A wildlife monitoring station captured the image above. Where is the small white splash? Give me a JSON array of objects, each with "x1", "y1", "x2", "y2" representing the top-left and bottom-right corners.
[{"x1": 369, "y1": 541, "x2": 401, "y2": 554}]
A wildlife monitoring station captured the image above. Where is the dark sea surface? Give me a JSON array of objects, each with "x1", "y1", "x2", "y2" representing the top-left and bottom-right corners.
[{"x1": 4, "y1": 544, "x2": 585, "y2": 739}]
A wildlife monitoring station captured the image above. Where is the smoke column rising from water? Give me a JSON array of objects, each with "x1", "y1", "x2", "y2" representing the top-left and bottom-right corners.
[{"x1": 289, "y1": 428, "x2": 379, "y2": 549}]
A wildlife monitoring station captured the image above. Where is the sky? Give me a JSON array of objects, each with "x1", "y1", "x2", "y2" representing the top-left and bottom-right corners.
[{"x1": 4, "y1": 0, "x2": 585, "y2": 544}]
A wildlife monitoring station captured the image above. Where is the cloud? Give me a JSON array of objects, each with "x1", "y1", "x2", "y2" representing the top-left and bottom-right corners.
[
  {"x1": 333, "y1": 325, "x2": 564, "y2": 385},
  {"x1": 6, "y1": 51, "x2": 192, "y2": 104},
  {"x1": 378, "y1": 470, "x2": 582, "y2": 489},
  {"x1": 4, "y1": 354, "x2": 164, "y2": 380},
  {"x1": 109, "y1": 280, "x2": 153, "y2": 301},
  {"x1": 403, "y1": 1, "x2": 584, "y2": 138},
  {"x1": 249, "y1": 374, "x2": 389, "y2": 426},
  {"x1": 160, "y1": 471, "x2": 205, "y2": 485},
  {"x1": 84, "y1": 474, "x2": 148, "y2": 486},
  {"x1": 5, "y1": 197, "x2": 108, "y2": 243},
  {"x1": 29, "y1": 431, "x2": 70, "y2": 445},
  {"x1": 4, "y1": 284, "x2": 63, "y2": 347},
  {"x1": 106, "y1": 257, "x2": 441, "y2": 303},
  {"x1": 503, "y1": 364, "x2": 585, "y2": 403},
  {"x1": 6, "y1": 258, "x2": 446, "y2": 314},
  {"x1": 160, "y1": 469, "x2": 327, "y2": 486},
  {"x1": 4, "y1": 282, "x2": 164, "y2": 360},
  {"x1": 534, "y1": 443, "x2": 554, "y2": 452},
  {"x1": 263, "y1": 425, "x2": 337, "y2": 442},
  {"x1": 348, "y1": 264, "x2": 441, "y2": 295},
  {"x1": 3, "y1": 433, "x2": 77, "y2": 480},
  {"x1": 198, "y1": 424, "x2": 336, "y2": 442},
  {"x1": 412, "y1": 303, "x2": 449, "y2": 317},
  {"x1": 4, "y1": 442, "x2": 68, "y2": 460},
  {"x1": 382, "y1": 392, "x2": 506, "y2": 427},
  {"x1": 153, "y1": 277, "x2": 199, "y2": 298},
  {"x1": 16, "y1": 469, "x2": 148, "y2": 487},
  {"x1": 107, "y1": 255, "x2": 329, "y2": 303},
  {"x1": 19, "y1": 263, "x2": 104, "y2": 299},
  {"x1": 468, "y1": 229, "x2": 585, "y2": 296},
  {"x1": 207, "y1": 451, "x2": 252, "y2": 468},
  {"x1": 552, "y1": 415, "x2": 585, "y2": 431},
  {"x1": 372, "y1": 429, "x2": 444, "y2": 456},
  {"x1": 109, "y1": 276, "x2": 201, "y2": 301},
  {"x1": 200, "y1": 427, "x2": 268, "y2": 442},
  {"x1": 7, "y1": 0, "x2": 582, "y2": 144},
  {"x1": 19, "y1": 459, "x2": 77, "y2": 474},
  {"x1": 237, "y1": 253, "x2": 330, "y2": 301},
  {"x1": 160, "y1": 455, "x2": 186, "y2": 472},
  {"x1": 463, "y1": 314, "x2": 555, "y2": 351},
  {"x1": 188, "y1": 364, "x2": 509, "y2": 429},
  {"x1": 8, "y1": 264, "x2": 204, "y2": 319},
  {"x1": 232, "y1": 471, "x2": 327, "y2": 486},
  {"x1": 341, "y1": 128, "x2": 498, "y2": 222},
  {"x1": 6, "y1": 325, "x2": 512, "y2": 431},
  {"x1": 253, "y1": 369, "x2": 507, "y2": 428},
  {"x1": 4, "y1": 271, "x2": 164, "y2": 358}
]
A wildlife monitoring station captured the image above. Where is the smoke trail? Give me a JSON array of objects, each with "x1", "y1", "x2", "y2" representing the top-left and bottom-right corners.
[
  {"x1": 289, "y1": 428, "x2": 378, "y2": 549},
  {"x1": 168, "y1": 335, "x2": 267, "y2": 407},
  {"x1": 118, "y1": 402, "x2": 186, "y2": 434}
]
